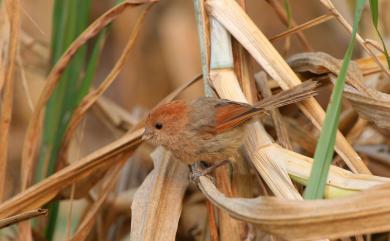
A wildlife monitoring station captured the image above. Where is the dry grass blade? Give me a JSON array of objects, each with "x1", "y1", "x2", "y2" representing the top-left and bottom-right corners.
[
  {"x1": 269, "y1": 13, "x2": 334, "y2": 43},
  {"x1": 20, "y1": 0, "x2": 157, "y2": 190},
  {"x1": 0, "y1": 128, "x2": 143, "y2": 219},
  {"x1": 59, "y1": 4, "x2": 155, "y2": 165},
  {"x1": 265, "y1": 0, "x2": 312, "y2": 51},
  {"x1": 320, "y1": 0, "x2": 390, "y2": 79},
  {"x1": 0, "y1": 208, "x2": 47, "y2": 228},
  {"x1": 0, "y1": 0, "x2": 20, "y2": 201},
  {"x1": 130, "y1": 147, "x2": 189, "y2": 241},
  {"x1": 206, "y1": 0, "x2": 370, "y2": 174},
  {"x1": 198, "y1": 176, "x2": 390, "y2": 241},
  {"x1": 71, "y1": 162, "x2": 124, "y2": 241},
  {"x1": 0, "y1": 4, "x2": 10, "y2": 93}
]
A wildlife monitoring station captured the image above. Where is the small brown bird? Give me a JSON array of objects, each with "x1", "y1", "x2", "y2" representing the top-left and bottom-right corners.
[{"x1": 143, "y1": 80, "x2": 317, "y2": 174}]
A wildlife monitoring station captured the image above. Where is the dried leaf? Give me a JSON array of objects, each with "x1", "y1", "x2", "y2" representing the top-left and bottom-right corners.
[
  {"x1": 288, "y1": 52, "x2": 390, "y2": 130},
  {"x1": 130, "y1": 147, "x2": 189, "y2": 241},
  {"x1": 199, "y1": 176, "x2": 390, "y2": 241}
]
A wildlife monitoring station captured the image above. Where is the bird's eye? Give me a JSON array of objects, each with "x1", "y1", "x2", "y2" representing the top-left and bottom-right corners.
[{"x1": 155, "y1": 122, "x2": 163, "y2": 130}]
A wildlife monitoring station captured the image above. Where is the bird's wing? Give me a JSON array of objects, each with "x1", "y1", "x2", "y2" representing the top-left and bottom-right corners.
[{"x1": 214, "y1": 100, "x2": 260, "y2": 134}]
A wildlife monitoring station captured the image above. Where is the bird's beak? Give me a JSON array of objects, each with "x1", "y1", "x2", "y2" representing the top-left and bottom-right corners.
[{"x1": 142, "y1": 129, "x2": 153, "y2": 142}]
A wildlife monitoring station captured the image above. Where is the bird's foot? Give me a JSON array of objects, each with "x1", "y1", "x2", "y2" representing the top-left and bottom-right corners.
[
  {"x1": 189, "y1": 160, "x2": 230, "y2": 184},
  {"x1": 189, "y1": 168, "x2": 215, "y2": 184}
]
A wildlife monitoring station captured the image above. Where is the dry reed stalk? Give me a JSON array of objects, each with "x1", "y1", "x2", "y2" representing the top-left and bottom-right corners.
[
  {"x1": 208, "y1": 14, "x2": 251, "y2": 240},
  {"x1": 130, "y1": 147, "x2": 189, "y2": 241},
  {"x1": 232, "y1": 4, "x2": 257, "y2": 234},
  {"x1": 0, "y1": 5, "x2": 9, "y2": 94},
  {"x1": 346, "y1": 118, "x2": 368, "y2": 143},
  {"x1": 20, "y1": 0, "x2": 157, "y2": 191},
  {"x1": 269, "y1": 13, "x2": 335, "y2": 43},
  {"x1": 71, "y1": 161, "x2": 124, "y2": 241},
  {"x1": 206, "y1": 200, "x2": 219, "y2": 241},
  {"x1": 206, "y1": 0, "x2": 370, "y2": 174},
  {"x1": 199, "y1": 176, "x2": 390, "y2": 241},
  {"x1": 320, "y1": 0, "x2": 390, "y2": 79},
  {"x1": 214, "y1": 167, "x2": 244, "y2": 241},
  {"x1": 0, "y1": 0, "x2": 20, "y2": 202},
  {"x1": 17, "y1": 55, "x2": 35, "y2": 112},
  {"x1": 0, "y1": 208, "x2": 47, "y2": 228},
  {"x1": 59, "y1": 4, "x2": 154, "y2": 166},
  {"x1": 265, "y1": 0, "x2": 313, "y2": 51},
  {"x1": 193, "y1": 0, "x2": 212, "y2": 96}
]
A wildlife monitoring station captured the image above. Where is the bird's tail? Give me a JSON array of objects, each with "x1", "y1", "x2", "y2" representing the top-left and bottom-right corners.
[{"x1": 254, "y1": 80, "x2": 318, "y2": 110}]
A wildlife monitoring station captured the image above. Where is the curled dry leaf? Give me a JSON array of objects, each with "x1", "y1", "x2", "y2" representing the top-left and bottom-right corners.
[
  {"x1": 198, "y1": 176, "x2": 390, "y2": 241},
  {"x1": 130, "y1": 147, "x2": 189, "y2": 241},
  {"x1": 288, "y1": 52, "x2": 390, "y2": 130},
  {"x1": 258, "y1": 143, "x2": 390, "y2": 198}
]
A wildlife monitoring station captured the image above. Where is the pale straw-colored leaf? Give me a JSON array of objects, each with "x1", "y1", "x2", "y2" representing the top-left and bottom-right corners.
[
  {"x1": 199, "y1": 175, "x2": 390, "y2": 241},
  {"x1": 130, "y1": 147, "x2": 189, "y2": 241}
]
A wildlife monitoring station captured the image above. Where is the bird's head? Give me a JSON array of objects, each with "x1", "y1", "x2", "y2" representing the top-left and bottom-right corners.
[{"x1": 143, "y1": 100, "x2": 189, "y2": 147}]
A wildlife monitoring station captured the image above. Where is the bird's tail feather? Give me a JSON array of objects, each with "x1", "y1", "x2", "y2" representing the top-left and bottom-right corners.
[{"x1": 254, "y1": 80, "x2": 318, "y2": 110}]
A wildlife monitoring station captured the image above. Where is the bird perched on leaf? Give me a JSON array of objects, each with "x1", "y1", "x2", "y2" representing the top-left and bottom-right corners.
[{"x1": 143, "y1": 80, "x2": 317, "y2": 177}]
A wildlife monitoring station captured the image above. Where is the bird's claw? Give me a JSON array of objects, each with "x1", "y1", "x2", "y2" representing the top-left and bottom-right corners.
[{"x1": 189, "y1": 169, "x2": 215, "y2": 184}]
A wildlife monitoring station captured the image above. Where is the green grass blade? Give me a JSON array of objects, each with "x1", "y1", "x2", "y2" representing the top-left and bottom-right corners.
[
  {"x1": 77, "y1": 30, "x2": 106, "y2": 102},
  {"x1": 368, "y1": 0, "x2": 390, "y2": 69},
  {"x1": 39, "y1": 0, "x2": 95, "y2": 240},
  {"x1": 283, "y1": 0, "x2": 292, "y2": 27},
  {"x1": 304, "y1": 0, "x2": 366, "y2": 200}
]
